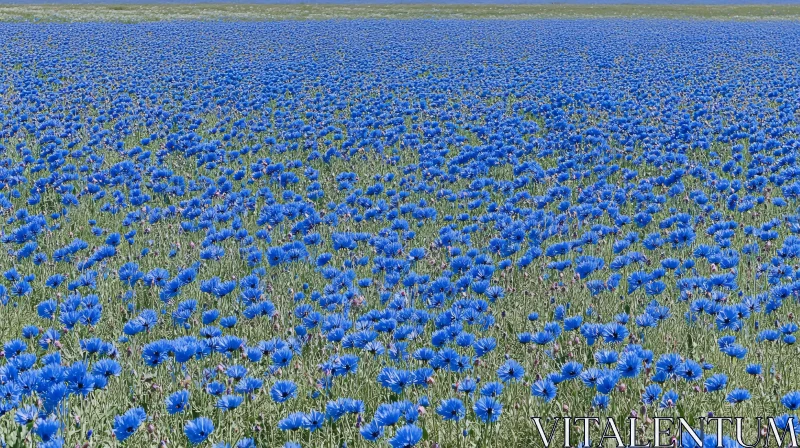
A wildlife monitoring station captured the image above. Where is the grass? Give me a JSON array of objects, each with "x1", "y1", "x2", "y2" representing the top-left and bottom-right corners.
[{"x1": 1, "y1": 3, "x2": 800, "y2": 22}]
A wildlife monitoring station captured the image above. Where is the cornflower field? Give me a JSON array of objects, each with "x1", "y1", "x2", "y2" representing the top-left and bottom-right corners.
[{"x1": 1, "y1": 15, "x2": 800, "y2": 448}]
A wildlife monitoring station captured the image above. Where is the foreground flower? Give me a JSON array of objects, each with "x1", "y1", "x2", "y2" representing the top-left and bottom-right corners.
[
  {"x1": 436, "y1": 398, "x2": 465, "y2": 422},
  {"x1": 185, "y1": 417, "x2": 214, "y2": 445},
  {"x1": 113, "y1": 408, "x2": 146, "y2": 442},
  {"x1": 474, "y1": 397, "x2": 502, "y2": 423},
  {"x1": 389, "y1": 424, "x2": 423, "y2": 448}
]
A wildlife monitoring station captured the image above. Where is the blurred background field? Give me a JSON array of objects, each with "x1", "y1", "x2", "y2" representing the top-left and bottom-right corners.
[{"x1": 2, "y1": 3, "x2": 800, "y2": 22}]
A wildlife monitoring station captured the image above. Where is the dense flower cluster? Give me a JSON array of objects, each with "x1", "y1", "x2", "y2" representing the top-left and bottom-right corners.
[{"x1": 0, "y1": 19, "x2": 799, "y2": 447}]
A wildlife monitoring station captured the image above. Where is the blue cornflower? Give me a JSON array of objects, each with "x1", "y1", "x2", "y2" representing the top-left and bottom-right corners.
[
  {"x1": 141, "y1": 340, "x2": 172, "y2": 367},
  {"x1": 782, "y1": 391, "x2": 800, "y2": 411},
  {"x1": 642, "y1": 384, "x2": 662, "y2": 405},
  {"x1": 360, "y1": 420, "x2": 384, "y2": 441},
  {"x1": 660, "y1": 390, "x2": 679, "y2": 409},
  {"x1": 278, "y1": 412, "x2": 305, "y2": 431},
  {"x1": 497, "y1": 359, "x2": 524, "y2": 383},
  {"x1": 216, "y1": 395, "x2": 244, "y2": 412},
  {"x1": 726, "y1": 388, "x2": 751, "y2": 404},
  {"x1": 389, "y1": 424, "x2": 422, "y2": 448},
  {"x1": 560, "y1": 361, "x2": 583, "y2": 380},
  {"x1": 473, "y1": 397, "x2": 502, "y2": 423},
  {"x1": 112, "y1": 408, "x2": 146, "y2": 442},
  {"x1": 185, "y1": 417, "x2": 214, "y2": 445},
  {"x1": 34, "y1": 417, "x2": 62, "y2": 442},
  {"x1": 592, "y1": 394, "x2": 610, "y2": 409},
  {"x1": 14, "y1": 405, "x2": 38, "y2": 426},
  {"x1": 597, "y1": 373, "x2": 620, "y2": 395},
  {"x1": 704, "y1": 374, "x2": 728, "y2": 393},
  {"x1": 601, "y1": 323, "x2": 629, "y2": 344},
  {"x1": 594, "y1": 350, "x2": 619, "y2": 365},
  {"x1": 676, "y1": 360, "x2": 703, "y2": 381},
  {"x1": 436, "y1": 398, "x2": 465, "y2": 422},
  {"x1": 270, "y1": 380, "x2": 298, "y2": 403},
  {"x1": 746, "y1": 364, "x2": 762, "y2": 376},
  {"x1": 302, "y1": 410, "x2": 325, "y2": 432},
  {"x1": 165, "y1": 389, "x2": 190, "y2": 414},
  {"x1": 531, "y1": 379, "x2": 557, "y2": 402},
  {"x1": 374, "y1": 403, "x2": 402, "y2": 427}
]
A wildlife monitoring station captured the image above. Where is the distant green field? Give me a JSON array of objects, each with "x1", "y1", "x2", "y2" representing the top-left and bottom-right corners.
[{"x1": 1, "y1": 3, "x2": 800, "y2": 22}]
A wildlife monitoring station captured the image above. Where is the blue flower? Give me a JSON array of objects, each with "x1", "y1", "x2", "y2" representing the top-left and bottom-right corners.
[
  {"x1": 660, "y1": 390, "x2": 679, "y2": 409},
  {"x1": 389, "y1": 424, "x2": 422, "y2": 448},
  {"x1": 676, "y1": 360, "x2": 703, "y2": 381},
  {"x1": 601, "y1": 323, "x2": 629, "y2": 344},
  {"x1": 14, "y1": 405, "x2": 38, "y2": 426},
  {"x1": 185, "y1": 417, "x2": 214, "y2": 445},
  {"x1": 436, "y1": 398, "x2": 465, "y2": 422},
  {"x1": 704, "y1": 374, "x2": 728, "y2": 393},
  {"x1": 726, "y1": 388, "x2": 751, "y2": 404},
  {"x1": 216, "y1": 395, "x2": 244, "y2": 411},
  {"x1": 302, "y1": 410, "x2": 325, "y2": 432},
  {"x1": 473, "y1": 397, "x2": 502, "y2": 423},
  {"x1": 497, "y1": 359, "x2": 524, "y2": 383},
  {"x1": 235, "y1": 439, "x2": 255, "y2": 448},
  {"x1": 783, "y1": 391, "x2": 800, "y2": 411},
  {"x1": 165, "y1": 389, "x2": 190, "y2": 414},
  {"x1": 745, "y1": 364, "x2": 762, "y2": 376},
  {"x1": 360, "y1": 420, "x2": 384, "y2": 441},
  {"x1": 597, "y1": 373, "x2": 620, "y2": 395},
  {"x1": 34, "y1": 417, "x2": 62, "y2": 442},
  {"x1": 531, "y1": 379, "x2": 557, "y2": 402},
  {"x1": 278, "y1": 412, "x2": 305, "y2": 431},
  {"x1": 642, "y1": 384, "x2": 662, "y2": 405},
  {"x1": 560, "y1": 361, "x2": 583, "y2": 380},
  {"x1": 270, "y1": 380, "x2": 298, "y2": 403},
  {"x1": 592, "y1": 394, "x2": 610, "y2": 409},
  {"x1": 480, "y1": 382, "x2": 504, "y2": 398},
  {"x1": 141, "y1": 340, "x2": 172, "y2": 367},
  {"x1": 113, "y1": 408, "x2": 146, "y2": 442}
]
